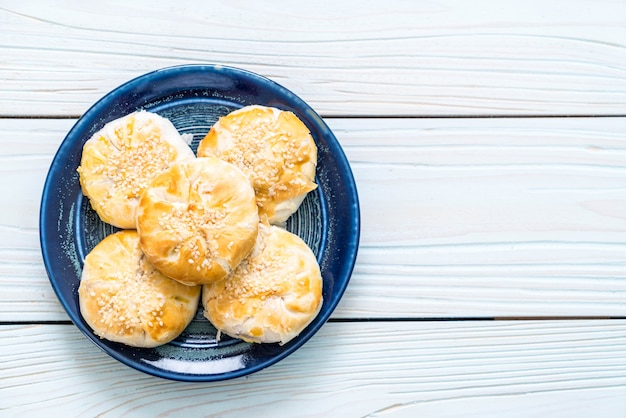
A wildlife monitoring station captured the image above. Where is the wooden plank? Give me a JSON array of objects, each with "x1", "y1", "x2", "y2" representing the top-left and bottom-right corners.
[
  {"x1": 2, "y1": 117, "x2": 626, "y2": 321},
  {"x1": 1, "y1": 0, "x2": 625, "y2": 117},
  {"x1": 1, "y1": 321, "x2": 626, "y2": 416},
  {"x1": 337, "y1": 117, "x2": 626, "y2": 318}
]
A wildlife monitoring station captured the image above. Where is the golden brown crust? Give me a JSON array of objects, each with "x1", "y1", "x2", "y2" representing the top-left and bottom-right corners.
[
  {"x1": 202, "y1": 224, "x2": 323, "y2": 345},
  {"x1": 78, "y1": 230, "x2": 200, "y2": 348},
  {"x1": 77, "y1": 111, "x2": 195, "y2": 229},
  {"x1": 197, "y1": 105, "x2": 317, "y2": 225},
  {"x1": 136, "y1": 157, "x2": 259, "y2": 286}
]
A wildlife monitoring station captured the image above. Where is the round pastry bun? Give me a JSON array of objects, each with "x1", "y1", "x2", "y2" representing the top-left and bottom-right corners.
[
  {"x1": 136, "y1": 156, "x2": 259, "y2": 286},
  {"x1": 202, "y1": 224, "x2": 323, "y2": 345},
  {"x1": 77, "y1": 110, "x2": 195, "y2": 229},
  {"x1": 197, "y1": 105, "x2": 317, "y2": 225},
  {"x1": 78, "y1": 230, "x2": 201, "y2": 348}
]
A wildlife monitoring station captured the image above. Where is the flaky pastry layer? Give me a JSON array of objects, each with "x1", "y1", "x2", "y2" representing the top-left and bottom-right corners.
[
  {"x1": 137, "y1": 157, "x2": 259, "y2": 286},
  {"x1": 77, "y1": 111, "x2": 195, "y2": 229},
  {"x1": 78, "y1": 230, "x2": 200, "y2": 348},
  {"x1": 197, "y1": 105, "x2": 317, "y2": 225},
  {"x1": 202, "y1": 224, "x2": 323, "y2": 345}
]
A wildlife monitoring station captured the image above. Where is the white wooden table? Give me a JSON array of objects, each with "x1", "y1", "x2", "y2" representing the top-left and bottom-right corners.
[{"x1": 2, "y1": 1, "x2": 626, "y2": 416}]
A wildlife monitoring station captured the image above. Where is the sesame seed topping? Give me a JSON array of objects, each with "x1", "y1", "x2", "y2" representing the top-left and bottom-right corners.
[
  {"x1": 157, "y1": 202, "x2": 227, "y2": 265},
  {"x1": 92, "y1": 251, "x2": 167, "y2": 333},
  {"x1": 91, "y1": 115, "x2": 182, "y2": 200},
  {"x1": 220, "y1": 227, "x2": 288, "y2": 301},
  {"x1": 203, "y1": 106, "x2": 316, "y2": 219}
]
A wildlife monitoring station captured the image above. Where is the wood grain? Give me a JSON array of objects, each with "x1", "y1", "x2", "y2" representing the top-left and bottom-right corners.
[
  {"x1": 4, "y1": 3, "x2": 626, "y2": 416},
  {"x1": 1, "y1": 321, "x2": 626, "y2": 416},
  {"x1": 1, "y1": 0, "x2": 625, "y2": 117},
  {"x1": 2, "y1": 117, "x2": 625, "y2": 321}
]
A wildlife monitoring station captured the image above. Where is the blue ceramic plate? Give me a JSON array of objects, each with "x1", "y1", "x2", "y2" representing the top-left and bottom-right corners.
[{"x1": 40, "y1": 64, "x2": 359, "y2": 381}]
